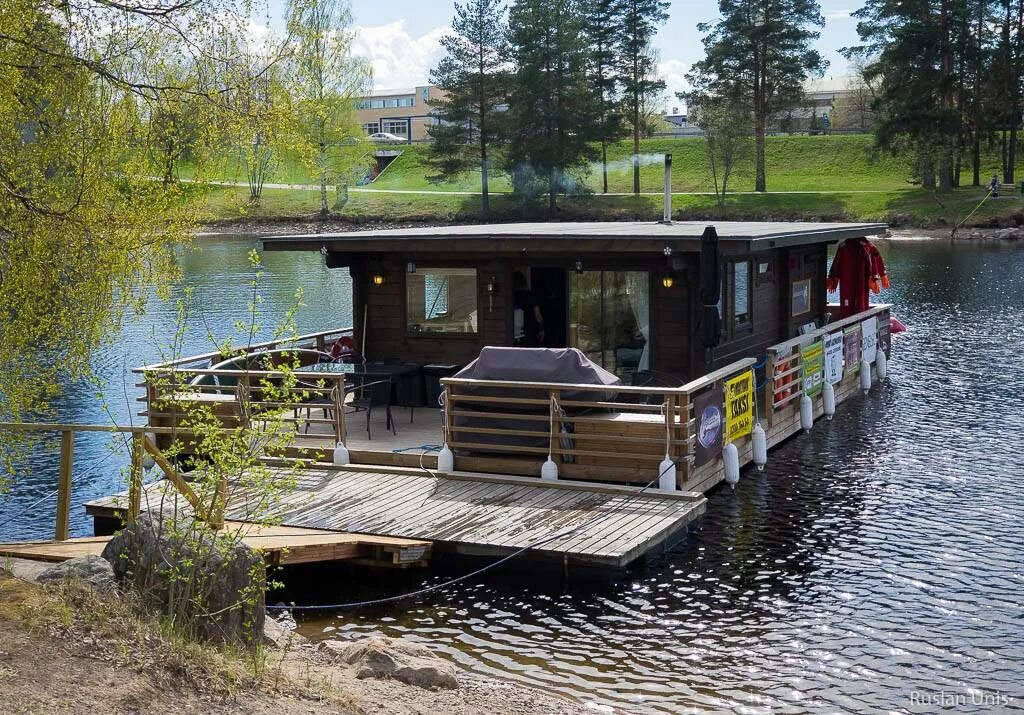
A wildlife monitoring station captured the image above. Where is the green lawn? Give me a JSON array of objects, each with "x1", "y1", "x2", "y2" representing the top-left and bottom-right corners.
[{"x1": 195, "y1": 179, "x2": 1022, "y2": 229}]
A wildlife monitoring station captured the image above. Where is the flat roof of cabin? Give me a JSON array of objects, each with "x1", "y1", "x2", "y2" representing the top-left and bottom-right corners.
[{"x1": 263, "y1": 220, "x2": 888, "y2": 255}]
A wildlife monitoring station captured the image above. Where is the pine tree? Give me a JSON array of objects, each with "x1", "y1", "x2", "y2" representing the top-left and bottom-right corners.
[
  {"x1": 506, "y1": 0, "x2": 601, "y2": 210},
  {"x1": 690, "y1": 0, "x2": 826, "y2": 192},
  {"x1": 427, "y1": 0, "x2": 509, "y2": 216},
  {"x1": 846, "y1": 0, "x2": 967, "y2": 190},
  {"x1": 619, "y1": 0, "x2": 669, "y2": 195},
  {"x1": 583, "y1": 0, "x2": 627, "y2": 194}
]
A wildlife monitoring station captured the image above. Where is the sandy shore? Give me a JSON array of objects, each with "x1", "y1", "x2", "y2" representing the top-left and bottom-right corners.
[{"x1": 0, "y1": 564, "x2": 587, "y2": 715}]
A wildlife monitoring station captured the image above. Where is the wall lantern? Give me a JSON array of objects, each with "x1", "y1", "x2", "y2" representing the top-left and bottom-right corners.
[
  {"x1": 372, "y1": 273, "x2": 386, "y2": 287},
  {"x1": 575, "y1": 259, "x2": 584, "y2": 274},
  {"x1": 661, "y1": 274, "x2": 675, "y2": 289},
  {"x1": 407, "y1": 261, "x2": 417, "y2": 274},
  {"x1": 487, "y1": 274, "x2": 496, "y2": 311}
]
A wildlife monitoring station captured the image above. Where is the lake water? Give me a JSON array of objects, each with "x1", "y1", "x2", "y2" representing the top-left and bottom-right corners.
[{"x1": 2, "y1": 236, "x2": 1023, "y2": 713}]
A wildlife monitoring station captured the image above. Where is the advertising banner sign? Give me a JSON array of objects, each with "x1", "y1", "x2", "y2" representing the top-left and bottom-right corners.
[
  {"x1": 693, "y1": 386, "x2": 724, "y2": 468},
  {"x1": 861, "y1": 316, "x2": 878, "y2": 364},
  {"x1": 824, "y1": 332, "x2": 844, "y2": 384},
  {"x1": 724, "y1": 371, "x2": 755, "y2": 443},
  {"x1": 843, "y1": 325, "x2": 861, "y2": 373},
  {"x1": 801, "y1": 340, "x2": 824, "y2": 397}
]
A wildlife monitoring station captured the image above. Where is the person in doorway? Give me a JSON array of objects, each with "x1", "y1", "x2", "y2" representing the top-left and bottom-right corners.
[
  {"x1": 513, "y1": 270, "x2": 545, "y2": 346},
  {"x1": 990, "y1": 174, "x2": 1000, "y2": 197}
]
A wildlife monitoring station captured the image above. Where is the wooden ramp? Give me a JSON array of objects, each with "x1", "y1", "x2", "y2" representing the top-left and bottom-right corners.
[
  {"x1": 86, "y1": 467, "x2": 706, "y2": 568},
  {"x1": 0, "y1": 521, "x2": 431, "y2": 568}
]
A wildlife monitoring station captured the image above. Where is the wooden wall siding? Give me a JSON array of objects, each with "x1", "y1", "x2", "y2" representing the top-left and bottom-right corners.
[
  {"x1": 651, "y1": 260, "x2": 693, "y2": 380},
  {"x1": 780, "y1": 244, "x2": 828, "y2": 338},
  {"x1": 354, "y1": 259, "x2": 508, "y2": 366},
  {"x1": 710, "y1": 251, "x2": 779, "y2": 371}
]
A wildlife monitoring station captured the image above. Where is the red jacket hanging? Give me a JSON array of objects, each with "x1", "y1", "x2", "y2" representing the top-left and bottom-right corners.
[{"x1": 827, "y1": 238, "x2": 889, "y2": 318}]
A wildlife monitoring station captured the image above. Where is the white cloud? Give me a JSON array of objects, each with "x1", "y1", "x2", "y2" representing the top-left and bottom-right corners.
[
  {"x1": 352, "y1": 20, "x2": 448, "y2": 91},
  {"x1": 659, "y1": 59, "x2": 692, "y2": 111}
]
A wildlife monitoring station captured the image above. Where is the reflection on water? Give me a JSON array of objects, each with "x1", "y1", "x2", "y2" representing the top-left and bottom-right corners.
[
  {"x1": 0, "y1": 236, "x2": 352, "y2": 540},
  {"x1": 3, "y1": 237, "x2": 1024, "y2": 712}
]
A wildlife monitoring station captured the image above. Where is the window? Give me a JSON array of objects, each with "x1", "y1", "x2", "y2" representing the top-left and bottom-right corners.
[
  {"x1": 398, "y1": 96, "x2": 415, "y2": 107},
  {"x1": 733, "y1": 261, "x2": 751, "y2": 324},
  {"x1": 362, "y1": 122, "x2": 379, "y2": 135},
  {"x1": 407, "y1": 268, "x2": 477, "y2": 334},
  {"x1": 570, "y1": 271, "x2": 649, "y2": 378},
  {"x1": 385, "y1": 97, "x2": 398, "y2": 108},
  {"x1": 357, "y1": 99, "x2": 371, "y2": 110},
  {"x1": 382, "y1": 119, "x2": 408, "y2": 137}
]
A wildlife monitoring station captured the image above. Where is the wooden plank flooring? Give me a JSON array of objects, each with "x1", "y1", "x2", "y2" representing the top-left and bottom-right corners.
[
  {"x1": 0, "y1": 521, "x2": 432, "y2": 567},
  {"x1": 86, "y1": 469, "x2": 706, "y2": 568}
]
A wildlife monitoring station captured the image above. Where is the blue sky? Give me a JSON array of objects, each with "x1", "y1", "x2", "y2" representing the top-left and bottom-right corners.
[{"x1": 267, "y1": 0, "x2": 863, "y2": 106}]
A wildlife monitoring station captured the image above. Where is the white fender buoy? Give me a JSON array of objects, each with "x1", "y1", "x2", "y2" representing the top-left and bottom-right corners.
[
  {"x1": 822, "y1": 381, "x2": 836, "y2": 420},
  {"x1": 541, "y1": 456, "x2": 559, "y2": 480},
  {"x1": 723, "y1": 442, "x2": 740, "y2": 487},
  {"x1": 437, "y1": 444, "x2": 454, "y2": 473},
  {"x1": 658, "y1": 455, "x2": 677, "y2": 490},
  {"x1": 860, "y1": 359, "x2": 872, "y2": 394},
  {"x1": 876, "y1": 349, "x2": 888, "y2": 382},
  {"x1": 332, "y1": 442, "x2": 351, "y2": 466},
  {"x1": 752, "y1": 423, "x2": 767, "y2": 471},
  {"x1": 800, "y1": 393, "x2": 814, "y2": 432}
]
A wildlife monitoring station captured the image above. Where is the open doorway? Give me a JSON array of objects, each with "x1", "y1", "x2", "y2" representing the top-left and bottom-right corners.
[{"x1": 512, "y1": 267, "x2": 567, "y2": 348}]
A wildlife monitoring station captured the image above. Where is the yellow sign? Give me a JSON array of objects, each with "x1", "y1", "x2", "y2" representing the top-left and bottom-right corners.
[{"x1": 724, "y1": 370, "x2": 754, "y2": 443}]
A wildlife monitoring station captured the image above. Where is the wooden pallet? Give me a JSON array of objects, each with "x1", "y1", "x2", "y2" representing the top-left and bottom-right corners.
[{"x1": 0, "y1": 521, "x2": 431, "y2": 568}]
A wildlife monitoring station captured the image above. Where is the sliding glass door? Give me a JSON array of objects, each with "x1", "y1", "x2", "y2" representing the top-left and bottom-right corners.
[{"x1": 569, "y1": 271, "x2": 650, "y2": 379}]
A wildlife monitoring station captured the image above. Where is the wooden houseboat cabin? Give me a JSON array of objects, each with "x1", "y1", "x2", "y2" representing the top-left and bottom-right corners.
[
  {"x1": 80, "y1": 219, "x2": 895, "y2": 570},
  {"x1": 263, "y1": 221, "x2": 887, "y2": 382}
]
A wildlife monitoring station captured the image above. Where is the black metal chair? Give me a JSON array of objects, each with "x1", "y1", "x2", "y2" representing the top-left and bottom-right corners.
[{"x1": 347, "y1": 374, "x2": 396, "y2": 440}]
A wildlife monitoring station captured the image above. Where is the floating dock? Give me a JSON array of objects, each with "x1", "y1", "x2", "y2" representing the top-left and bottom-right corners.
[
  {"x1": 0, "y1": 520, "x2": 432, "y2": 568},
  {"x1": 85, "y1": 467, "x2": 707, "y2": 568}
]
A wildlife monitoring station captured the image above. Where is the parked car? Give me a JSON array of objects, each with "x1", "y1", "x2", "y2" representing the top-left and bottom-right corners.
[{"x1": 368, "y1": 132, "x2": 405, "y2": 143}]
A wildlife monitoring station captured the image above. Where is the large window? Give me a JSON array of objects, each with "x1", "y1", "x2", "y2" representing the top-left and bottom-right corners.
[
  {"x1": 362, "y1": 122, "x2": 379, "y2": 135},
  {"x1": 570, "y1": 271, "x2": 649, "y2": 378},
  {"x1": 382, "y1": 119, "x2": 408, "y2": 137},
  {"x1": 407, "y1": 268, "x2": 478, "y2": 334}
]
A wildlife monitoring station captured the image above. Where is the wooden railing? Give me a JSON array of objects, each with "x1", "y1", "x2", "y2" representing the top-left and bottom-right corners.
[
  {"x1": 136, "y1": 368, "x2": 348, "y2": 451},
  {"x1": 440, "y1": 356, "x2": 757, "y2": 486},
  {"x1": 0, "y1": 423, "x2": 223, "y2": 541},
  {"x1": 765, "y1": 304, "x2": 891, "y2": 421},
  {"x1": 137, "y1": 327, "x2": 354, "y2": 371}
]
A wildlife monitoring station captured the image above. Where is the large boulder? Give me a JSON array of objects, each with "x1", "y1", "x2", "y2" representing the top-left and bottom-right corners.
[
  {"x1": 37, "y1": 555, "x2": 115, "y2": 591},
  {"x1": 101, "y1": 513, "x2": 265, "y2": 647},
  {"x1": 321, "y1": 636, "x2": 459, "y2": 690}
]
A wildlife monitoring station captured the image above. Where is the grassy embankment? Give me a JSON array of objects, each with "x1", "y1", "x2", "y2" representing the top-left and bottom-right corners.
[{"x1": 190, "y1": 135, "x2": 1023, "y2": 228}]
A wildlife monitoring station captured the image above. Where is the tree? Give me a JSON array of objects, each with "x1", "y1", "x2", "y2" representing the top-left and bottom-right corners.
[
  {"x1": 427, "y1": 0, "x2": 510, "y2": 216},
  {"x1": 583, "y1": 0, "x2": 627, "y2": 194},
  {"x1": 505, "y1": 0, "x2": 601, "y2": 210},
  {"x1": 0, "y1": 0, "x2": 295, "y2": 473},
  {"x1": 845, "y1": 0, "x2": 965, "y2": 190},
  {"x1": 288, "y1": 0, "x2": 372, "y2": 216},
  {"x1": 619, "y1": 0, "x2": 669, "y2": 195},
  {"x1": 686, "y1": 92, "x2": 753, "y2": 206},
  {"x1": 690, "y1": 0, "x2": 826, "y2": 192}
]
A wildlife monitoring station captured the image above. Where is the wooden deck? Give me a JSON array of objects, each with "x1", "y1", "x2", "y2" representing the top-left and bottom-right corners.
[
  {"x1": 0, "y1": 520, "x2": 432, "y2": 568},
  {"x1": 86, "y1": 467, "x2": 707, "y2": 568}
]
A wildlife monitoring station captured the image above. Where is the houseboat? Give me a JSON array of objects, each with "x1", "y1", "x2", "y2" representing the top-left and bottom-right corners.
[{"x1": 82, "y1": 219, "x2": 895, "y2": 569}]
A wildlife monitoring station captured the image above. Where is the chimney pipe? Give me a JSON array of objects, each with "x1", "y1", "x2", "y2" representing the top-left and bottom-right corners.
[{"x1": 662, "y1": 153, "x2": 673, "y2": 224}]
